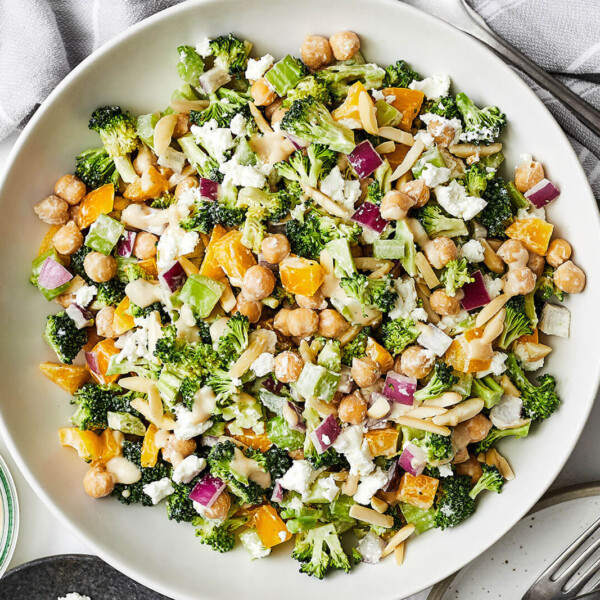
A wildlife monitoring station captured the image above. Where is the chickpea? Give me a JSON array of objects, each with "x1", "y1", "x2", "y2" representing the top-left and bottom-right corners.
[
  {"x1": 287, "y1": 308, "x2": 319, "y2": 338},
  {"x1": 242, "y1": 265, "x2": 276, "y2": 301},
  {"x1": 338, "y1": 390, "x2": 368, "y2": 424},
  {"x1": 235, "y1": 293, "x2": 262, "y2": 324},
  {"x1": 53, "y1": 221, "x2": 83, "y2": 255},
  {"x1": 424, "y1": 237, "x2": 457, "y2": 269},
  {"x1": 133, "y1": 231, "x2": 158, "y2": 260},
  {"x1": 69, "y1": 203, "x2": 81, "y2": 225},
  {"x1": 497, "y1": 239, "x2": 529, "y2": 267},
  {"x1": 202, "y1": 490, "x2": 231, "y2": 521},
  {"x1": 270, "y1": 106, "x2": 288, "y2": 126},
  {"x1": 503, "y1": 266, "x2": 536, "y2": 296},
  {"x1": 54, "y1": 174, "x2": 86, "y2": 205},
  {"x1": 261, "y1": 234, "x2": 290, "y2": 264},
  {"x1": 515, "y1": 160, "x2": 544, "y2": 193},
  {"x1": 83, "y1": 464, "x2": 114, "y2": 498},
  {"x1": 527, "y1": 252, "x2": 545, "y2": 278},
  {"x1": 95, "y1": 306, "x2": 116, "y2": 338},
  {"x1": 300, "y1": 35, "x2": 333, "y2": 70},
  {"x1": 83, "y1": 252, "x2": 117, "y2": 283},
  {"x1": 351, "y1": 357, "x2": 380, "y2": 388},
  {"x1": 158, "y1": 166, "x2": 174, "y2": 180},
  {"x1": 296, "y1": 290, "x2": 327, "y2": 310},
  {"x1": 318, "y1": 309, "x2": 349, "y2": 338},
  {"x1": 163, "y1": 435, "x2": 197, "y2": 465},
  {"x1": 274, "y1": 351, "x2": 304, "y2": 383},
  {"x1": 250, "y1": 78, "x2": 276, "y2": 106},
  {"x1": 174, "y1": 176, "x2": 199, "y2": 199},
  {"x1": 546, "y1": 238, "x2": 572, "y2": 268},
  {"x1": 274, "y1": 309, "x2": 291, "y2": 336},
  {"x1": 380, "y1": 190, "x2": 415, "y2": 220},
  {"x1": 264, "y1": 97, "x2": 284, "y2": 120},
  {"x1": 329, "y1": 31, "x2": 360, "y2": 61},
  {"x1": 33, "y1": 195, "x2": 69, "y2": 225},
  {"x1": 430, "y1": 288, "x2": 463, "y2": 315},
  {"x1": 554, "y1": 260, "x2": 586, "y2": 294},
  {"x1": 455, "y1": 455, "x2": 483, "y2": 485},
  {"x1": 400, "y1": 345, "x2": 434, "y2": 379},
  {"x1": 401, "y1": 179, "x2": 430, "y2": 208},
  {"x1": 427, "y1": 119, "x2": 456, "y2": 148},
  {"x1": 172, "y1": 113, "x2": 190, "y2": 139}
]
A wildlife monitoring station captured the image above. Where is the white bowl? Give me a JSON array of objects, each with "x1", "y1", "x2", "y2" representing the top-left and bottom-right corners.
[{"x1": 1, "y1": 0, "x2": 599, "y2": 598}]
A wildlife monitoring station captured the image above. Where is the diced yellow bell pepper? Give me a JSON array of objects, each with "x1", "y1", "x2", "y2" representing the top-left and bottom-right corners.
[
  {"x1": 100, "y1": 428, "x2": 121, "y2": 461},
  {"x1": 398, "y1": 473, "x2": 439, "y2": 510},
  {"x1": 382, "y1": 87, "x2": 425, "y2": 131},
  {"x1": 59, "y1": 428, "x2": 103, "y2": 462},
  {"x1": 179, "y1": 255, "x2": 200, "y2": 277},
  {"x1": 364, "y1": 428, "x2": 399, "y2": 457},
  {"x1": 233, "y1": 428, "x2": 273, "y2": 452},
  {"x1": 112, "y1": 297, "x2": 135, "y2": 336},
  {"x1": 89, "y1": 338, "x2": 121, "y2": 385},
  {"x1": 123, "y1": 166, "x2": 169, "y2": 201},
  {"x1": 366, "y1": 337, "x2": 394, "y2": 373},
  {"x1": 505, "y1": 218, "x2": 554, "y2": 256},
  {"x1": 254, "y1": 505, "x2": 292, "y2": 548},
  {"x1": 279, "y1": 256, "x2": 324, "y2": 297},
  {"x1": 200, "y1": 224, "x2": 228, "y2": 279},
  {"x1": 213, "y1": 230, "x2": 256, "y2": 281},
  {"x1": 39, "y1": 362, "x2": 90, "y2": 394},
  {"x1": 137, "y1": 257, "x2": 158, "y2": 279},
  {"x1": 332, "y1": 81, "x2": 368, "y2": 128},
  {"x1": 38, "y1": 225, "x2": 62, "y2": 256},
  {"x1": 444, "y1": 334, "x2": 492, "y2": 373},
  {"x1": 79, "y1": 184, "x2": 115, "y2": 229},
  {"x1": 141, "y1": 424, "x2": 160, "y2": 468}
]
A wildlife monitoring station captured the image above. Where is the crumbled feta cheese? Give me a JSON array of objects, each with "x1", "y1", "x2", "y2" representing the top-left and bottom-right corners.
[
  {"x1": 357, "y1": 531, "x2": 385, "y2": 564},
  {"x1": 219, "y1": 156, "x2": 267, "y2": 188},
  {"x1": 490, "y1": 395, "x2": 523, "y2": 430},
  {"x1": 172, "y1": 404, "x2": 214, "y2": 440},
  {"x1": 279, "y1": 460, "x2": 314, "y2": 497},
  {"x1": 539, "y1": 303, "x2": 571, "y2": 338},
  {"x1": 517, "y1": 206, "x2": 547, "y2": 221},
  {"x1": 477, "y1": 351, "x2": 508, "y2": 377},
  {"x1": 115, "y1": 313, "x2": 162, "y2": 365},
  {"x1": 459, "y1": 239, "x2": 485, "y2": 263},
  {"x1": 74, "y1": 285, "x2": 97, "y2": 307},
  {"x1": 190, "y1": 119, "x2": 235, "y2": 163},
  {"x1": 483, "y1": 273, "x2": 504, "y2": 299},
  {"x1": 321, "y1": 434, "x2": 331, "y2": 446},
  {"x1": 319, "y1": 166, "x2": 361, "y2": 213},
  {"x1": 438, "y1": 309, "x2": 471, "y2": 334},
  {"x1": 143, "y1": 477, "x2": 174, "y2": 505},
  {"x1": 419, "y1": 163, "x2": 451, "y2": 187},
  {"x1": 420, "y1": 113, "x2": 462, "y2": 145},
  {"x1": 418, "y1": 324, "x2": 453, "y2": 357},
  {"x1": 415, "y1": 129, "x2": 435, "y2": 148},
  {"x1": 437, "y1": 463, "x2": 453, "y2": 478},
  {"x1": 389, "y1": 276, "x2": 422, "y2": 321},
  {"x1": 360, "y1": 224, "x2": 390, "y2": 245},
  {"x1": 318, "y1": 475, "x2": 340, "y2": 502},
  {"x1": 409, "y1": 74, "x2": 451, "y2": 100},
  {"x1": 196, "y1": 37, "x2": 212, "y2": 58},
  {"x1": 156, "y1": 225, "x2": 200, "y2": 270},
  {"x1": 239, "y1": 529, "x2": 271, "y2": 559},
  {"x1": 172, "y1": 455, "x2": 207, "y2": 484},
  {"x1": 523, "y1": 358, "x2": 545, "y2": 371},
  {"x1": 245, "y1": 54, "x2": 275, "y2": 81},
  {"x1": 371, "y1": 89, "x2": 385, "y2": 102},
  {"x1": 58, "y1": 595, "x2": 92, "y2": 600},
  {"x1": 250, "y1": 352, "x2": 275, "y2": 377},
  {"x1": 332, "y1": 425, "x2": 374, "y2": 476},
  {"x1": 353, "y1": 468, "x2": 388, "y2": 505},
  {"x1": 229, "y1": 113, "x2": 247, "y2": 137},
  {"x1": 287, "y1": 496, "x2": 303, "y2": 511},
  {"x1": 177, "y1": 185, "x2": 201, "y2": 208},
  {"x1": 434, "y1": 180, "x2": 487, "y2": 221}
]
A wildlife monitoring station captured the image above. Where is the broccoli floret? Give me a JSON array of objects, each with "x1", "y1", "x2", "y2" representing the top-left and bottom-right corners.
[
  {"x1": 505, "y1": 354, "x2": 559, "y2": 420},
  {"x1": 44, "y1": 312, "x2": 88, "y2": 365},
  {"x1": 112, "y1": 441, "x2": 169, "y2": 506},
  {"x1": 307, "y1": 144, "x2": 337, "y2": 187},
  {"x1": 414, "y1": 362, "x2": 459, "y2": 403},
  {"x1": 383, "y1": 59, "x2": 421, "y2": 88},
  {"x1": 463, "y1": 162, "x2": 494, "y2": 197},
  {"x1": 150, "y1": 193, "x2": 176, "y2": 209},
  {"x1": 316, "y1": 63, "x2": 385, "y2": 100},
  {"x1": 479, "y1": 177, "x2": 515, "y2": 238},
  {"x1": 456, "y1": 92, "x2": 507, "y2": 144},
  {"x1": 88, "y1": 106, "x2": 138, "y2": 183},
  {"x1": 75, "y1": 148, "x2": 119, "y2": 189},
  {"x1": 70, "y1": 245, "x2": 93, "y2": 283},
  {"x1": 366, "y1": 181, "x2": 383, "y2": 205},
  {"x1": 469, "y1": 464, "x2": 504, "y2": 499},
  {"x1": 414, "y1": 432, "x2": 454, "y2": 464},
  {"x1": 340, "y1": 273, "x2": 398, "y2": 313},
  {"x1": 434, "y1": 474, "x2": 475, "y2": 530},
  {"x1": 471, "y1": 375, "x2": 504, "y2": 410},
  {"x1": 216, "y1": 313, "x2": 249, "y2": 366},
  {"x1": 189, "y1": 87, "x2": 251, "y2": 129},
  {"x1": 207, "y1": 441, "x2": 266, "y2": 504},
  {"x1": 207, "y1": 369, "x2": 241, "y2": 403},
  {"x1": 95, "y1": 279, "x2": 126, "y2": 307},
  {"x1": 194, "y1": 511, "x2": 250, "y2": 553},
  {"x1": 440, "y1": 259, "x2": 474, "y2": 297},
  {"x1": 305, "y1": 447, "x2": 350, "y2": 471},
  {"x1": 422, "y1": 95, "x2": 460, "y2": 120},
  {"x1": 340, "y1": 328, "x2": 370, "y2": 367},
  {"x1": 237, "y1": 187, "x2": 293, "y2": 222},
  {"x1": 70, "y1": 382, "x2": 142, "y2": 430},
  {"x1": 129, "y1": 301, "x2": 170, "y2": 324},
  {"x1": 280, "y1": 97, "x2": 355, "y2": 154},
  {"x1": 415, "y1": 203, "x2": 468, "y2": 238},
  {"x1": 379, "y1": 317, "x2": 420, "y2": 356},
  {"x1": 535, "y1": 265, "x2": 566, "y2": 302},
  {"x1": 208, "y1": 34, "x2": 252, "y2": 77},
  {"x1": 179, "y1": 201, "x2": 216, "y2": 234},
  {"x1": 499, "y1": 296, "x2": 533, "y2": 350},
  {"x1": 247, "y1": 446, "x2": 292, "y2": 486},
  {"x1": 167, "y1": 481, "x2": 199, "y2": 523},
  {"x1": 285, "y1": 76, "x2": 332, "y2": 107},
  {"x1": 122, "y1": 262, "x2": 152, "y2": 283},
  {"x1": 292, "y1": 523, "x2": 352, "y2": 579},
  {"x1": 473, "y1": 423, "x2": 531, "y2": 454},
  {"x1": 275, "y1": 149, "x2": 311, "y2": 186}
]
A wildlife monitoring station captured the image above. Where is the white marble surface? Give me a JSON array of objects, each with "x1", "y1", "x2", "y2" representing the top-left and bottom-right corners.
[{"x1": 1, "y1": 1, "x2": 599, "y2": 597}]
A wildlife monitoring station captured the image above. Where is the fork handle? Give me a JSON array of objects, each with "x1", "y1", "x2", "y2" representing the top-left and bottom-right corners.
[{"x1": 472, "y1": 31, "x2": 600, "y2": 138}]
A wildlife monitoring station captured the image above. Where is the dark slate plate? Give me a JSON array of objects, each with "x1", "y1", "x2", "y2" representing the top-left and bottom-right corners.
[{"x1": 0, "y1": 554, "x2": 172, "y2": 600}]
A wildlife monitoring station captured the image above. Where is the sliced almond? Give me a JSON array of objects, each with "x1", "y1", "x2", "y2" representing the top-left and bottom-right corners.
[
  {"x1": 230, "y1": 330, "x2": 269, "y2": 379},
  {"x1": 248, "y1": 102, "x2": 273, "y2": 134},
  {"x1": 169, "y1": 97, "x2": 210, "y2": 114},
  {"x1": 415, "y1": 252, "x2": 440, "y2": 289},
  {"x1": 371, "y1": 496, "x2": 389, "y2": 514},
  {"x1": 432, "y1": 398, "x2": 484, "y2": 427},
  {"x1": 219, "y1": 278, "x2": 237, "y2": 313},
  {"x1": 422, "y1": 392, "x2": 463, "y2": 408},
  {"x1": 378, "y1": 126, "x2": 415, "y2": 146},
  {"x1": 342, "y1": 473, "x2": 360, "y2": 496},
  {"x1": 339, "y1": 324, "x2": 363, "y2": 347},
  {"x1": 153, "y1": 114, "x2": 179, "y2": 157},
  {"x1": 486, "y1": 448, "x2": 515, "y2": 481},
  {"x1": 299, "y1": 339, "x2": 316, "y2": 364},
  {"x1": 393, "y1": 416, "x2": 451, "y2": 436},
  {"x1": 479, "y1": 239, "x2": 505, "y2": 274},
  {"x1": 119, "y1": 376, "x2": 157, "y2": 394},
  {"x1": 375, "y1": 140, "x2": 396, "y2": 154},
  {"x1": 500, "y1": 374, "x2": 521, "y2": 397},
  {"x1": 475, "y1": 293, "x2": 511, "y2": 328},
  {"x1": 178, "y1": 256, "x2": 200, "y2": 277},
  {"x1": 301, "y1": 184, "x2": 350, "y2": 219},
  {"x1": 381, "y1": 524, "x2": 415, "y2": 557},
  {"x1": 390, "y1": 139, "x2": 425, "y2": 181},
  {"x1": 349, "y1": 505, "x2": 394, "y2": 528},
  {"x1": 394, "y1": 542, "x2": 406, "y2": 566},
  {"x1": 367, "y1": 396, "x2": 391, "y2": 419},
  {"x1": 358, "y1": 91, "x2": 379, "y2": 135},
  {"x1": 414, "y1": 283, "x2": 441, "y2": 324},
  {"x1": 405, "y1": 405, "x2": 448, "y2": 419}
]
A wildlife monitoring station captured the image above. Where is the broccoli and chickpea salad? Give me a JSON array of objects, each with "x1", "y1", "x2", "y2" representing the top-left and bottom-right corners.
[{"x1": 31, "y1": 29, "x2": 587, "y2": 577}]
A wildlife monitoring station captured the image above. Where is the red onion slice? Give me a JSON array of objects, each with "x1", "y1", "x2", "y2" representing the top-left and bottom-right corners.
[
  {"x1": 271, "y1": 481, "x2": 284, "y2": 503},
  {"x1": 199, "y1": 178, "x2": 219, "y2": 201},
  {"x1": 524, "y1": 178, "x2": 560, "y2": 208},
  {"x1": 352, "y1": 202, "x2": 387, "y2": 234},
  {"x1": 38, "y1": 257, "x2": 73, "y2": 290},
  {"x1": 347, "y1": 140, "x2": 383, "y2": 179},
  {"x1": 383, "y1": 372, "x2": 417, "y2": 405},
  {"x1": 189, "y1": 474, "x2": 226, "y2": 508},
  {"x1": 398, "y1": 443, "x2": 426, "y2": 477},
  {"x1": 158, "y1": 260, "x2": 187, "y2": 292},
  {"x1": 85, "y1": 351, "x2": 100, "y2": 376},
  {"x1": 312, "y1": 415, "x2": 341, "y2": 454},
  {"x1": 116, "y1": 231, "x2": 137, "y2": 258},
  {"x1": 383, "y1": 459, "x2": 402, "y2": 493},
  {"x1": 461, "y1": 270, "x2": 492, "y2": 311},
  {"x1": 66, "y1": 303, "x2": 93, "y2": 329}
]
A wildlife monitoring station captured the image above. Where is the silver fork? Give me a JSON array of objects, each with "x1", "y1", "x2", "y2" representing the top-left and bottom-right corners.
[
  {"x1": 437, "y1": 0, "x2": 600, "y2": 138},
  {"x1": 522, "y1": 515, "x2": 600, "y2": 599}
]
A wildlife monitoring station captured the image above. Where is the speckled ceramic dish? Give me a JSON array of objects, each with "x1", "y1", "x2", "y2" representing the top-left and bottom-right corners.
[{"x1": 0, "y1": 454, "x2": 18, "y2": 578}]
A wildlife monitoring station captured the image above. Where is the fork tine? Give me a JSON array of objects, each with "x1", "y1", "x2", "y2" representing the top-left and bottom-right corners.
[
  {"x1": 555, "y1": 535, "x2": 600, "y2": 586},
  {"x1": 567, "y1": 553, "x2": 600, "y2": 597}
]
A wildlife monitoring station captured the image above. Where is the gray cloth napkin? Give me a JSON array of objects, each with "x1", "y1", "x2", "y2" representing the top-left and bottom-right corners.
[{"x1": 1, "y1": 0, "x2": 599, "y2": 199}]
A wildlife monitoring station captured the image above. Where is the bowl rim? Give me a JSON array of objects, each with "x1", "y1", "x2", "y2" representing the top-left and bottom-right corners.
[
  {"x1": 0, "y1": 0, "x2": 598, "y2": 597},
  {"x1": 0, "y1": 454, "x2": 19, "y2": 578}
]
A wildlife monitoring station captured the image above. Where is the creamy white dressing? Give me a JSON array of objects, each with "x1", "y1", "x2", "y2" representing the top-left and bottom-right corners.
[
  {"x1": 121, "y1": 204, "x2": 170, "y2": 235},
  {"x1": 230, "y1": 447, "x2": 271, "y2": 488},
  {"x1": 125, "y1": 279, "x2": 163, "y2": 308},
  {"x1": 106, "y1": 456, "x2": 142, "y2": 484}
]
